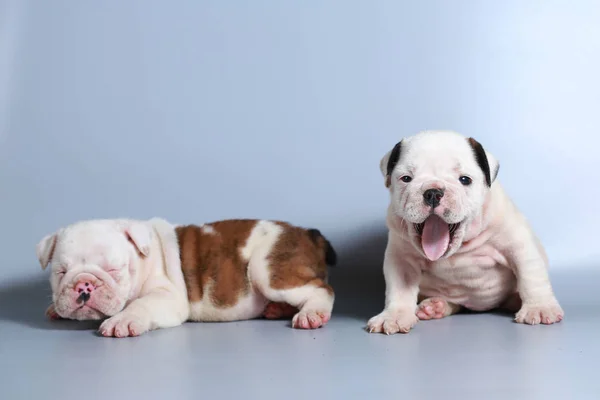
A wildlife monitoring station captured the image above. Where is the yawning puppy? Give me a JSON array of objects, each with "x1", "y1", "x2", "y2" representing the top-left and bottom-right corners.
[
  {"x1": 36, "y1": 218, "x2": 337, "y2": 337},
  {"x1": 367, "y1": 130, "x2": 564, "y2": 335}
]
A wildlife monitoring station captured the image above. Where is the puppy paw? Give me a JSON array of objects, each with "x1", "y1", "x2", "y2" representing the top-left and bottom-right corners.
[
  {"x1": 416, "y1": 297, "x2": 449, "y2": 320},
  {"x1": 292, "y1": 310, "x2": 330, "y2": 329},
  {"x1": 46, "y1": 304, "x2": 62, "y2": 320},
  {"x1": 99, "y1": 312, "x2": 151, "y2": 338},
  {"x1": 514, "y1": 301, "x2": 564, "y2": 325},
  {"x1": 367, "y1": 310, "x2": 418, "y2": 334},
  {"x1": 263, "y1": 302, "x2": 298, "y2": 320}
]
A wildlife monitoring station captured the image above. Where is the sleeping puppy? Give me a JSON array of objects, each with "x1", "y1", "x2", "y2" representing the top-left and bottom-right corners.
[
  {"x1": 36, "y1": 218, "x2": 336, "y2": 337},
  {"x1": 367, "y1": 130, "x2": 564, "y2": 335}
]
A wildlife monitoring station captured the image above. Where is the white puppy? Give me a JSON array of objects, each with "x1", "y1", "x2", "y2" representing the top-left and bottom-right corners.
[
  {"x1": 36, "y1": 218, "x2": 190, "y2": 337},
  {"x1": 36, "y1": 217, "x2": 337, "y2": 337},
  {"x1": 368, "y1": 130, "x2": 564, "y2": 335}
]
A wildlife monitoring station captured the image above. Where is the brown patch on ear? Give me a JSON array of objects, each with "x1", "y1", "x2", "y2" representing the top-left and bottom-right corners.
[
  {"x1": 385, "y1": 140, "x2": 403, "y2": 188},
  {"x1": 176, "y1": 220, "x2": 255, "y2": 307},
  {"x1": 267, "y1": 223, "x2": 334, "y2": 297},
  {"x1": 467, "y1": 137, "x2": 492, "y2": 187}
]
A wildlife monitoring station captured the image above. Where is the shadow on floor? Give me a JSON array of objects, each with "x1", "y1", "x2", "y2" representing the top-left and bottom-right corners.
[
  {"x1": 0, "y1": 275, "x2": 99, "y2": 331},
  {"x1": 328, "y1": 222, "x2": 388, "y2": 322}
]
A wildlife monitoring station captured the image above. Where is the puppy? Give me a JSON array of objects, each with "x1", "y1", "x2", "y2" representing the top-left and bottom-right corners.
[
  {"x1": 36, "y1": 218, "x2": 337, "y2": 337},
  {"x1": 367, "y1": 130, "x2": 564, "y2": 335}
]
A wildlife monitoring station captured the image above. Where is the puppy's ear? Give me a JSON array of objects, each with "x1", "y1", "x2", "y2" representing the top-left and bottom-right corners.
[
  {"x1": 467, "y1": 137, "x2": 499, "y2": 186},
  {"x1": 36, "y1": 233, "x2": 57, "y2": 270},
  {"x1": 380, "y1": 140, "x2": 403, "y2": 188},
  {"x1": 124, "y1": 222, "x2": 153, "y2": 257}
]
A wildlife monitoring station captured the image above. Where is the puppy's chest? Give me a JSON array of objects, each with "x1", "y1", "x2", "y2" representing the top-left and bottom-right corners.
[
  {"x1": 420, "y1": 246, "x2": 515, "y2": 309},
  {"x1": 426, "y1": 252, "x2": 500, "y2": 283}
]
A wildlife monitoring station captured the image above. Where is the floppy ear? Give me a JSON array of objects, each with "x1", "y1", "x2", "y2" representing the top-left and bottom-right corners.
[
  {"x1": 124, "y1": 222, "x2": 153, "y2": 257},
  {"x1": 467, "y1": 137, "x2": 499, "y2": 186},
  {"x1": 36, "y1": 233, "x2": 57, "y2": 270},
  {"x1": 380, "y1": 140, "x2": 403, "y2": 188}
]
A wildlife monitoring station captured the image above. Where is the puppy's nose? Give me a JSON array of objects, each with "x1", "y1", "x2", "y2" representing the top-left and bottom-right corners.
[
  {"x1": 423, "y1": 188, "x2": 444, "y2": 208},
  {"x1": 75, "y1": 280, "x2": 95, "y2": 303}
]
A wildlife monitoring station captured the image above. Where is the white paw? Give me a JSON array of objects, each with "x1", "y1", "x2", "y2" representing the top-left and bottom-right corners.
[
  {"x1": 367, "y1": 309, "x2": 418, "y2": 335},
  {"x1": 99, "y1": 311, "x2": 151, "y2": 338},
  {"x1": 514, "y1": 301, "x2": 564, "y2": 325},
  {"x1": 292, "y1": 310, "x2": 331, "y2": 329},
  {"x1": 416, "y1": 297, "x2": 449, "y2": 320}
]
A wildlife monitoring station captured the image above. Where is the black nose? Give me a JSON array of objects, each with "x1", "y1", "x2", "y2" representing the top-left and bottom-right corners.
[
  {"x1": 423, "y1": 188, "x2": 444, "y2": 208},
  {"x1": 77, "y1": 292, "x2": 91, "y2": 304}
]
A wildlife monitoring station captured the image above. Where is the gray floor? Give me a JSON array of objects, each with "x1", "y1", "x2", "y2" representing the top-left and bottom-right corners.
[{"x1": 1, "y1": 254, "x2": 598, "y2": 400}]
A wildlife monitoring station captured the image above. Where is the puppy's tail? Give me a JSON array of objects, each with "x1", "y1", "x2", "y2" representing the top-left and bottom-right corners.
[{"x1": 307, "y1": 228, "x2": 337, "y2": 267}]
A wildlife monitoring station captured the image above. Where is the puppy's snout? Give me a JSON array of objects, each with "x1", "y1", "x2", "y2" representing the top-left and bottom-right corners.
[
  {"x1": 75, "y1": 280, "x2": 95, "y2": 303},
  {"x1": 423, "y1": 188, "x2": 444, "y2": 208}
]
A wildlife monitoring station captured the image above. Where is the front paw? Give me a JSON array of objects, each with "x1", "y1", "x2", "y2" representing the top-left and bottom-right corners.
[
  {"x1": 99, "y1": 312, "x2": 151, "y2": 338},
  {"x1": 514, "y1": 301, "x2": 564, "y2": 325},
  {"x1": 367, "y1": 309, "x2": 418, "y2": 335}
]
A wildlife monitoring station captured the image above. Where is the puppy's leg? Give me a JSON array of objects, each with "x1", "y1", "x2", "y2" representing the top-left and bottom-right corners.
[
  {"x1": 250, "y1": 260, "x2": 333, "y2": 329},
  {"x1": 99, "y1": 287, "x2": 189, "y2": 338},
  {"x1": 260, "y1": 280, "x2": 334, "y2": 329},
  {"x1": 509, "y1": 236, "x2": 564, "y2": 325},
  {"x1": 263, "y1": 302, "x2": 299, "y2": 320},
  {"x1": 416, "y1": 296, "x2": 461, "y2": 320},
  {"x1": 367, "y1": 239, "x2": 420, "y2": 334}
]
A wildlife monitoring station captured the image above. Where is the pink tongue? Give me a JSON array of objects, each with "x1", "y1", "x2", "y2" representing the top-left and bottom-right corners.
[{"x1": 421, "y1": 215, "x2": 450, "y2": 261}]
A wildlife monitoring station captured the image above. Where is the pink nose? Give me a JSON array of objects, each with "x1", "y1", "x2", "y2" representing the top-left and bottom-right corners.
[{"x1": 75, "y1": 280, "x2": 95, "y2": 295}]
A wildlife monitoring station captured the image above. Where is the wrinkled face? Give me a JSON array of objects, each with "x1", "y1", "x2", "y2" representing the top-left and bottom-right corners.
[
  {"x1": 381, "y1": 131, "x2": 498, "y2": 261},
  {"x1": 38, "y1": 221, "x2": 144, "y2": 320}
]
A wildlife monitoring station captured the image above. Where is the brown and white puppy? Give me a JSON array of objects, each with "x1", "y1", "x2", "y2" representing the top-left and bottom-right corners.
[
  {"x1": 36, "y1": 218, "x2": 337, "y2": 337},
  {"x1": 367, "y1": 130, "x2": 564, "y2": 335}
]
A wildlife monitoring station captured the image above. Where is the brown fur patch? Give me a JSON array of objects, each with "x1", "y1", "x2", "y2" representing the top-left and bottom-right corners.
[
  {"x1": 176, "y1": 220, "x2": 256, "y2": 308},
  {"x1": 177, "y1": 219, "x2": 335, "y2": 315},
  {"x1": 268, "y1": 222, "x2": 334, "y2": 296}
]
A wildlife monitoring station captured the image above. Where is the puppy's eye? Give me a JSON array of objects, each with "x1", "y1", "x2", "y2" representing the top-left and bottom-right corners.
[
  {"x1": 55, "y1": 271, "x2": 65, "y2": 276},
  {"x1": 459, "y1": 176, "x2": 472, "y2": 186},
  {"x1": 400, "y1": 176, "x2": 412, "y2": 183}
]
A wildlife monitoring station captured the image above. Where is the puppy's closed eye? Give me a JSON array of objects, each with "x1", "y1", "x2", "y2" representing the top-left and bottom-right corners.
[{"x1": 105, "y1": 263, "x2": 127, "y2": 275}]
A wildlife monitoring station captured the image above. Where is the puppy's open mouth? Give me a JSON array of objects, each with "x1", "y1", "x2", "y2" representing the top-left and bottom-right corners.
[{"x1": 413, "y1": 215, "x2": 461, "y2": 262}]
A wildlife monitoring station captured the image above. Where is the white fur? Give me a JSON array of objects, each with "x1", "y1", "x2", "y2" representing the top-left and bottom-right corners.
[
  {"x1": 189, "y1": 281, "x2": 268, "y2": 322},
  {"x1": 201, "y1": 224, "x2": 216, "y2": 235},
  {"x1": 368, "y1": 130, "x2": 564, "y2": 335},
  {"x1": 37, "y1": 218, "x2": 189, "y2": 338}
]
